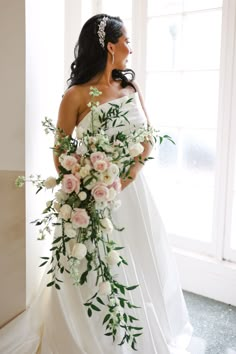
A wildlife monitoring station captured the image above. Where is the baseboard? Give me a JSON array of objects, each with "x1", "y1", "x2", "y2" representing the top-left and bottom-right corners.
[{"x1": 173, "y1": 248, "x2": 236, "y2": 306}]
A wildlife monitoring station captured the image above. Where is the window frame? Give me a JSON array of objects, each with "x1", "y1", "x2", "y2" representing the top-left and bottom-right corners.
[{"x1": 63, "y1": 1, "x2": 236, "y2": 305}]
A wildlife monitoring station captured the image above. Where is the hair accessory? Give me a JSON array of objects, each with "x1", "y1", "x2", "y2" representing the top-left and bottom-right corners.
[{"x1": 97, "y1": 16, "x2": 108, "y2": 48}]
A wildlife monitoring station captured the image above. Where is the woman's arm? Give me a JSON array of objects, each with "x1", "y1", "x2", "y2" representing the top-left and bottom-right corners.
[
  {"x1": 53, "y1": 87, "x2": 81, "y2": 173},
  {"x1": 120, "y1": 81, "x2": 153, "y2": 190}
]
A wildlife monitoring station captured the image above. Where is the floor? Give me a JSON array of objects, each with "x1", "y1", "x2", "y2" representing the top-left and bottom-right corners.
[{"x1": 183, "y1": 291, "x2": 236, "y2": 354}]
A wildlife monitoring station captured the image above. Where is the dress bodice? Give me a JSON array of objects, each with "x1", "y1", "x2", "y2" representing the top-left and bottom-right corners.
[{"x1": 77, "y1": 91, "x2": 147, "y2": 136}]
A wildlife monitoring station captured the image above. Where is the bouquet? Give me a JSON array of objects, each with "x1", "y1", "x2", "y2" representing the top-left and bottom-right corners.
[{"x1": 16, "y1": 87, "x2": 174, "y2": 350}]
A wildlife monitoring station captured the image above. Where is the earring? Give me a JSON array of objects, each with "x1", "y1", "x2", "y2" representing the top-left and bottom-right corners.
[{"x1": 112, "y1": 52, "x2": 114, "y2": 65}]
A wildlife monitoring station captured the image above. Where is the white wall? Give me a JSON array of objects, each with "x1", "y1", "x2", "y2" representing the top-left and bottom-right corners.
[
  {"x1": 0, "y1": 0, "x2": 25, "y2": 171},
  {"x1": 0, "y1": 0, "x2": 26, "y2": 326}
]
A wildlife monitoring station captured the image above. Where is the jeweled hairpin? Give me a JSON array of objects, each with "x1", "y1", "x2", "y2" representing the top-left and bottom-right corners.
[{"x1": 97, "y1": 16, "x2": 108, "y2": 48}]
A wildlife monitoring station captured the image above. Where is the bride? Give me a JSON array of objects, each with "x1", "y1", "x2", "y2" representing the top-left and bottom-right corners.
[{"x1": 0, "y1": 14, "x2": 193, "y2": 353}]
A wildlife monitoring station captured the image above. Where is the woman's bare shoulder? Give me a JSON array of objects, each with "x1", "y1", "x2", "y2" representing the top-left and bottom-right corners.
[
  {"x1": 59, "y1": 85, "x2": 92, "y2": 119},
  {"x1": 63, "y1": 85, "x2": 87, "y2": 104}
]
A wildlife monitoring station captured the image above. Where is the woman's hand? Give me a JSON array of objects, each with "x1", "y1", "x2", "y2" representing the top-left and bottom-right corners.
[
  {"x1": 120, "y1": 172, "x2": 137, "y2": 191},
  {"x1": 120, "y1": 140, "x2": 152, "y2": 191}
]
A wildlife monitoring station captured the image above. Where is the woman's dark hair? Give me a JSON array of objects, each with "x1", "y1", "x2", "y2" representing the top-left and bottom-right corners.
[{"x1": 67, "y1": 14, "x2": 136, "y2": 90}]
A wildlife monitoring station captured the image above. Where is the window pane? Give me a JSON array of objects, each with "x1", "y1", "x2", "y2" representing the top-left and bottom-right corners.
[
  {"x1": 101, "y1": 0, "x2": 132, "y2": 19},
  {"x1": 154, "y1": 182, "x2": 214, "y2": 241},
  {"x1": 147, "y1": 16, "x2": 182, "y2": 71},
  {"x1": 146, "y1": 124, "x2": 216, "y2": 241},
  {"x1": 146, "y1": 9, "x2": 222, "y2": 72},
  {"x1": 182, "y1": 10, "x2": 222, "y2": 70},
  {"x1": 146, "y1": 72, "x2": 182, "y2": 127},
  {"x1": 145, "y1": 3, "x2": 222, "y2": 242},
  {"x1": 146, "y1": 71, "x2": 220, "y2": 129},
  {"x1": 181, "y1": 71, "x2": 220, "y2": 129},
  {"x1": 181, "y1": 129, "x2": 216, "y2": 185},
  {"x1": 183, "y1": 0, "x2": 223, "y2": 11},
  {"x1": 148, "y1": 0, "x2": 184, "y2": 17},
  {"x1": 147, "y1": 0, "x2": 223, "y2": 17}
]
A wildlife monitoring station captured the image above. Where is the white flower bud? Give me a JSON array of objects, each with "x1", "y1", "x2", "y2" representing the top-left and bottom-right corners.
[
  {"x1": 59, "y1": 204, "x2": 72, "y2": 221},
  {"x1": 107, "y1": 187, "x2": 117, "y2": 201},
  {"x1": 53, "y1": 201, "x2": 61, "y2": 212},
  {"x1": 76, "y1": 143, "x2": 88, "y2": 155},
  {"x1": 72, "y1": 243, "x2": 87, "y2": 260},
  {"x1": 106, "y1": 250, "x2": 121, "y2": 266},
  {"x1": 128, "y1": 143, "x2": 144, "y2": 158},
  {"x1": 78, "y1": 191, "x2": 87, "y2": 201},
  {"x1": 99, "y1": 281, "x2": 112, "y2": 296},
  {"x1": 44, "y1": 176, "x2": 57, "y2": 189},
  {"x1": 46, "y1": 200, "x2": 52, "y2": 208},
  {"x1": 55, "y1": 190, "x2": 68, "y2": 202},
  {"x1": 108, "y1": 164, "x2": 119, "y2": 177},
  {"x1": 76, "y1": 126, "x2": 85, "y2": 139},
  {"x1": 100, "y1": 218, "x2": 113, "y2": 234},
  {"x1": 64, "y1": 222, "x2": 77, "y2": 238}
]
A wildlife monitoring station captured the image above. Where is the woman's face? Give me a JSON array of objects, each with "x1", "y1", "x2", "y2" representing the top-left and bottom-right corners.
[{"x1": 113, "y1": 27, "x2": 132, "y2": 69}]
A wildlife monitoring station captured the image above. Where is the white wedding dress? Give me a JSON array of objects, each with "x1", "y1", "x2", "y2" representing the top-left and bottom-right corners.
[{"x1": 0, "y1": 92, "x2": 193, "y2": 354}]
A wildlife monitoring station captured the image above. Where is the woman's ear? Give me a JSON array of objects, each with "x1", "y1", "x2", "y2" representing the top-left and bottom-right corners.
[{"x1": 106, "y1": 42, "x2": 115, "y2": 55}]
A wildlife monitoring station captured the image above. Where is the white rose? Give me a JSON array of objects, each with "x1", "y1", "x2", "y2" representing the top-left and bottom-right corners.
[
  {"x1": 99, "y1": 281, "x2": 112, "y2": 296},
  {"x1": 60, "y1": 155, "x2": 78, "y2": 171},
  {"x1": 113, "y1": 151, "x2": 120, "y2": 159},
  {"x1": 76, "y1": 143, "x2": 88, "y2": 155},
  {"x1": 100, "y1": 172, "x2": 115, "y2": 185},
  {"x1": 101, "y1": 144, "x2": 113, "y2": 153},
  {"x1": 64, "y1": 222, "x2": 77, "y2": 238},
  {"x1": 78, "y1": 191, "x2": 87, "y2": 201},
  {"x1": 88, "y1": 136, "x2": 98, "y2": 144},
  {"x1": 59, "y1": 204, "x2": 72, "y2": 221},
  {"x1": 53, "y1": 201, "x2": 61, "y2": 212},
  {"x1": 95, "y1": 201, "x2": 108, "y2": 210},
  {"x1": 107, "y1": 187, "x2": 117, "y2": 201},
  {"x1": 110, "y1": 199, "x2": 122, "y2": 211},
  {"x1": 100, "y1": 218, "x2": 113, "y2": 234},
  {"x1": 83, "y1": 176, "x2": 97, "y2": 190},
  {"x1": 108, "y1": 164, "x2": 119, "y2": 177},
  {"x1": 85, "y1": 239, "x2": 95, "y2": 253},
  {"x1": 79, "y1": 165, "x2": 91, "y2": 179},
  {"x1": 55, "y1": 190, "x2": 68, "y2": 202},
  {"x1": 76, "y1": 126, "x2": 85, "y2": 139},
  {"x1": 106, "y1": 250, "x2": 121, "y2": 266},
  {"x1": 44, "y1": 176, "x2": 57, "y2": 189},
  {"x1": 58, "y1": 153, "x2": 66, "y2": 164},
  {"x1": 72, "y1": 243, "x2": 87, "y2": 260},
  {"x1": 128, "y1": 143, "x2": 144, "y2": 158},
  {"x1": 46, "y1": 200, "x2": 52, "y2": 208}
]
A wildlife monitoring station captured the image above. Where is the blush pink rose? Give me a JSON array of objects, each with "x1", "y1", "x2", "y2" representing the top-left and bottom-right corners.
[
  {"x1": 60, "y1": 155, "x2": 77, "y2": 171},
  {"x1": 90, "y1": 152, "x2": 107, "y2": 166},
  {"x1": 71, "y1": 208, "x2": 90, "y2": 228},
  {"x1": 91, "y1": 183, "x2": 109, "y2": 202},
  {"x1": 93, "y1": 160, "x2": 108, "y2": 173},
  {"x1": 62, "y1": 174, "x2": 80, "y2": 194}
]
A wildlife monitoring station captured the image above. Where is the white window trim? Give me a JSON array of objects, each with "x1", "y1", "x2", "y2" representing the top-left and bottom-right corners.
[{"x1": 213, "y1": 0, "x2": 236, "y2": 262}]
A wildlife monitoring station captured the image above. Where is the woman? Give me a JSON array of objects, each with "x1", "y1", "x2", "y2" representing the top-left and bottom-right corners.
[{"x1": 0, "y1": 14, "x2": 193, "y2": 354}]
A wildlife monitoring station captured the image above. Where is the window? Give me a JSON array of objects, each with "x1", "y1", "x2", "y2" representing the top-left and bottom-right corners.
[
  {"x1": 145, "y1": 1, "x2": 223, "y2": 255},
  {"x1": 64, "y1": 1, "x2": 236, "y2": 300}
]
